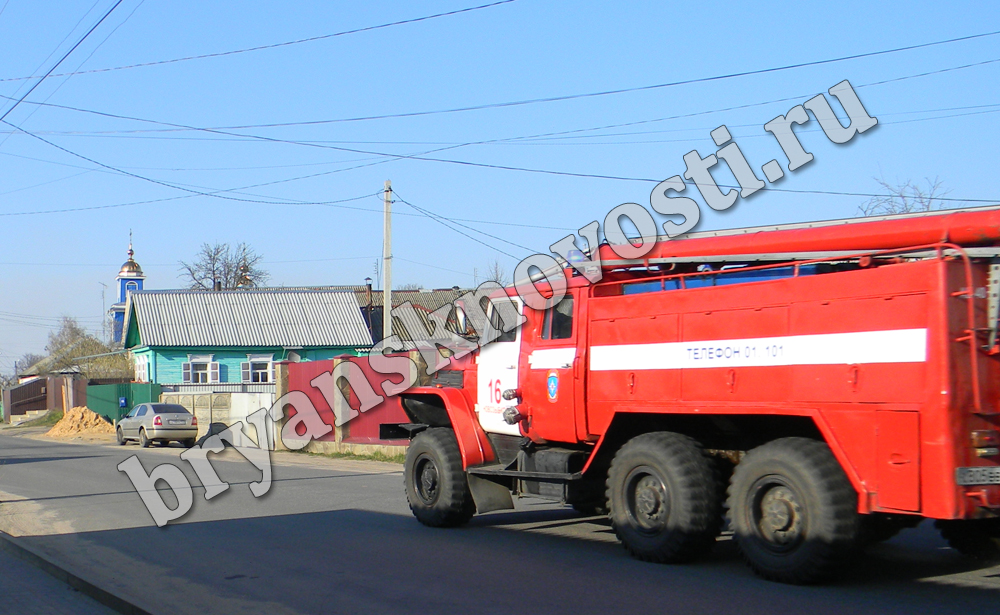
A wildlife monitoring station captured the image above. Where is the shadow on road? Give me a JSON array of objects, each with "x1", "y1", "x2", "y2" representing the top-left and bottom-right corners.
[{"x1": 15, "y1": 508, "x2": 1000, "y2": 615}]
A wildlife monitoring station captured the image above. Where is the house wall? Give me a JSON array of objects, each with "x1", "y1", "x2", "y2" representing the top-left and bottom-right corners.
[{"x1": 134, "y1": 346, "x2": 363, "y2": 384}]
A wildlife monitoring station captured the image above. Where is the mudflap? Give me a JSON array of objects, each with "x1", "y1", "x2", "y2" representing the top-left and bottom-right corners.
[{"x1": 468, "y1": 474, "x2": 514, "y2": 514}]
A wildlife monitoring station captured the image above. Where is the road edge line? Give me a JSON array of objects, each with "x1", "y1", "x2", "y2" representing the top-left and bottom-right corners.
[{"x1": 0, "y1": 529, "x2": 153, "y2": 615}]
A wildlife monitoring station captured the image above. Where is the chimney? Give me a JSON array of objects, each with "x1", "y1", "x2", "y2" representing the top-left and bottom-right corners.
[{"x1": 214, "y1": 281, "x2": 222, "y2": 292}]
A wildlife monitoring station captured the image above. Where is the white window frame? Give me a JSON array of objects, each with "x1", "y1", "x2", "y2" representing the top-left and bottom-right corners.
[
  {"x1": 241, "y1": 353, "x2": 274, "y2": 384},
  {"x1": 182, "y1": 354, "x2": 219, "y2": 384}
]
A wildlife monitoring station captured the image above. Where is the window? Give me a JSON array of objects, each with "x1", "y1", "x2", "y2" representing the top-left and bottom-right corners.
[
  {"x1": 541, "y1": 296, "x2": 574, "y2": 340},
  {"x1": 486, "y1": 299, "x2": 519, "y2": 343},
  {"x1": 133, "y1": 355, "x2": 149, "y2": 383},
  {"x1": 242, "y1": 362, "x2": 271, "y2": 383},
  {"x1": 151, "y1": 404, "x2": 190, "y2": 415},
  {"x1": 241, "y1": 354, "x2": 274, "y2": 383},
  {"x1": 136, "y1": 406, "x2": 148, "y2": 417},
  {"x1": 125, "y1": 281, "x2": 138, "y2": 293},
  {"x1": 182, "y1": 355, "x2": 219, "y2": 384}
]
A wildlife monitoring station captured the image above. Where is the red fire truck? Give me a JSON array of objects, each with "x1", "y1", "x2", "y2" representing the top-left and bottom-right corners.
[{"x1": 384, "y1": 207, "x2": 1000, "y2": 583}]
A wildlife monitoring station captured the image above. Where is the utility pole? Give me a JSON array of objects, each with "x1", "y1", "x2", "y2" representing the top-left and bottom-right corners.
[
  {"x1": 99, "y1": 282, "x2": 107, "y2": 343},
  {"x1": 382, "y1": 180, "x2": 392, "y2": 342}
]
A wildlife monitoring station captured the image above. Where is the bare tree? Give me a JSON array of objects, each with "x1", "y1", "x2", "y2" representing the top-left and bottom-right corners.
[
  {"x1": 46, "y1": 317, "x2": 89, "y2": 355},
  {"x1": 482, "y1": 258, "x2": 510, "y2": 286},
  {"x1": 859, "y1": 176, "x2": 951, "y2": 217},
  {"x1": 179, "y1": 242, "x2": 270, "y2": 290},
  {"x1": 14, "y1": 352, "x2": 45, "y2": 375}
]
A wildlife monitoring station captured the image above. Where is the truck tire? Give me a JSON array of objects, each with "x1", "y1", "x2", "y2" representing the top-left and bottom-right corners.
[
  {"x1": 607, "y1": 432, "x2": 722, "y2": 563},
  {"x1": 935, "y1": 518, "x2": 1000, "y2": 561},
  {"x1": 728, "y1": 438, "x2": 859, "y2": 584},
  {"x1": 404, "y1": 428, "x2": 475, "y2": 528}
]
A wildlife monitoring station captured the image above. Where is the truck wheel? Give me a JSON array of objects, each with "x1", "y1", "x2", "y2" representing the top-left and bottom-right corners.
[
  {"x1": 935, "y1": 518, "x2": 1000, "y2": 560},
  {"x1": 607, "y1": 432, "x2": 722, "y2": 563},
  {"x1": 404, "y1": 428, "x2": 475, "y2": 528},
  {"x1": 728, "y1": 438, "x2": 859, "y2": 584}
]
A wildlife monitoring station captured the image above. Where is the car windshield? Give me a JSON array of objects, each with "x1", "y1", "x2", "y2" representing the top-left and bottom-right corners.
[{"x1": 151, "y1": 404, "x2": 191, "y2": 415}]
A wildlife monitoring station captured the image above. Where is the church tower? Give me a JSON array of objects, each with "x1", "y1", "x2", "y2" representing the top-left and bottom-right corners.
[{"x1": 110, "y1": 237, "x2": 144, "y2": 345}]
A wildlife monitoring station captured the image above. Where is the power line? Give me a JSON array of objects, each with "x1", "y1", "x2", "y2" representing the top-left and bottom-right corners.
[
  {"x1": 0, "y1": 1, "x2": 145, "y2": 151},
  {"x1": 396, "y1": 256, "x2": 476, "y2": 278},
  {"x1": 11, "y1": 100, "x2": 999, "y2": 144},
  {"x1": 10, "y1": 67, "x2": 1000, "y2": 199},
  {"x1": 392, "y1": 194, "x2": 518, "y2": 259},
  {"x1": 0, "y1": 0, "x2": 123, "y2": 124},
  {"x1": 112, "y1": 29, "x2": 1000, "y2": 128},
  {"x1": 392, "y1": 191, "x2": 535, "y2": 253},
  {"x1": 0, "y1": 0, "x2": 518, "y2": 84}
]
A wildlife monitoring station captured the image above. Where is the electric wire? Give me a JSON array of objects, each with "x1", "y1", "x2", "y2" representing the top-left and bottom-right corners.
[
  {"x1": 0, "y1": 0, "x2": 518, "y2": 83},
  {"x1": 392, "y1": 191, "x2": 535, "y2": 253},
  {"x1": 0, "y1": 0, "x2": 123, "y2": 124},
  {"x1": 391, "y1": 194, "x2": 518, "y2": 259},
  {"x1": 96, "y1": 29, "x2": 1000, "y2": 128}
]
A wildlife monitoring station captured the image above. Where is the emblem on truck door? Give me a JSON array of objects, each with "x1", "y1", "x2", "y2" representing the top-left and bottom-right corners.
[{"x1": 547, "y1": 370, "x2": 559, "y2": 402}]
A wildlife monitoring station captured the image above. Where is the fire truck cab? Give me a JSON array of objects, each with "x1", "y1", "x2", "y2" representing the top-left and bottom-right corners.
[{"x1": 385, "y1": 207, "x2": 1000, "y2": 584}]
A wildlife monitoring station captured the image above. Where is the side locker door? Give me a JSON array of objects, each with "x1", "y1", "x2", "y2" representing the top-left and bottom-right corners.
[{"x1": 475, "y1": 297, "x2": 524, "y2": 436}]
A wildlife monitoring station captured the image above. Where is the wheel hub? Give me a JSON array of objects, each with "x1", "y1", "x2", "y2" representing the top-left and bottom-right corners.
[
  {"x1": 624, "y1": 467, "x2": 670, "y2": 533},
  {"x1": 635, "y1": 478, "x2": 663, "y2": 517},
  {"x1": 416, "y1": 458, "x2": 439, "y2": 503},
  {"x1": 758, "y1": 485, "x2": 803, "y2": 545}
]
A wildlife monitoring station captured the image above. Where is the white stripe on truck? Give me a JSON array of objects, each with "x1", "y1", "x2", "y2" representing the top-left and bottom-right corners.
[{"x1": 589, "y1": 328, "x2": 927, "y2": 371}]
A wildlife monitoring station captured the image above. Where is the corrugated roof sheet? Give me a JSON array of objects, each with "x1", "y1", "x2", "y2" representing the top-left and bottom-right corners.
[
  {"x1": 253, "y1": 285, "x2": 470, "y2": 309},
  {"x1": 125, "y1": 290, "x2": 373, "y2": 348}
]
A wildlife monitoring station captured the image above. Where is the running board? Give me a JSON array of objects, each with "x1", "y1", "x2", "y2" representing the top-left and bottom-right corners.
[{"x1": 467, "y1": 464, "x2": 582, "y2": 483}]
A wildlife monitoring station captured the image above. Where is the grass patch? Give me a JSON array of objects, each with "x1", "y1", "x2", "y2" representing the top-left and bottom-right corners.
[
  {"x1": 299, "y1": 449, "x2": 406, "y2": 465},
  {"x1": 14, "y1": 409, "x2": 63, "y2": 428}
]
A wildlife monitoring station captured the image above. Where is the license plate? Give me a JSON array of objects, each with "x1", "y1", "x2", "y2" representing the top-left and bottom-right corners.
[
  {"x1": 168, "y1": 419, "x2": 185, "y2": 425},
  {"x1": 955, "y1": 466, "x2": 1000, "y2": 486}
]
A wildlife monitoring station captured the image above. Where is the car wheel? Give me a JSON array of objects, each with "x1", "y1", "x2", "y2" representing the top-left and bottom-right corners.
[
  {"x1": 158, "y1": 440, "x2": 171, "y2": 447},
  {"x1": 116, "y1": 427, "x2": 126, "y2": 446},
  {"x1": 183, "y1": 438, "x2": 196, "y2": 448},
  {"x1": 139, "y1": 429, "x2": 150, "y2": 448}
]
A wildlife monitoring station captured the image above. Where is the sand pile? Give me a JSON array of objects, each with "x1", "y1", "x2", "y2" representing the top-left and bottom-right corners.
[{"x1": 46, "y1": 406, "x2": 115, "y2": 437}]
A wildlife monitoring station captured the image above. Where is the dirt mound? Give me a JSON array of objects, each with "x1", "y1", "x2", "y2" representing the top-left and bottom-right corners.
[{"x1": 46, "y1": 406, "x2": 115, "y2": 437}]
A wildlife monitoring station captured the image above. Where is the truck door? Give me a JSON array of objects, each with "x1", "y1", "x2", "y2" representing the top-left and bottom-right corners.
[
  {"x1": 524, "y1": 293, "x2": 579, "y2": 443},
  {"x1": 475, "y1": 297, "x2": 524, "y2": 436}
]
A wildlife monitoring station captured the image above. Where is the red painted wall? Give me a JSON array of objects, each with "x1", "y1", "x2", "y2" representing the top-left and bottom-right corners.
[{"x1": 286, "y1": 356, "x2": 408, "y2": 445}]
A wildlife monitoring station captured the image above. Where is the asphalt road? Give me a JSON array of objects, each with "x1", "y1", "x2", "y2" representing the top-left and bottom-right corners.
[{"x1": 1, "y1": 431, "x2": 999, "y2": 615}]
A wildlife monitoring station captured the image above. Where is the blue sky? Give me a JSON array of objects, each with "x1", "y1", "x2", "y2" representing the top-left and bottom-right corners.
[{"x1": 1, "y1": 0, "x2": 998, "y2": 371}]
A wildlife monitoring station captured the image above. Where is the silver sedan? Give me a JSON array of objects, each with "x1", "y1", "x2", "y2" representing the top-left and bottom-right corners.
[{"x1": 116, "y1": 403, "x2": 198, "y2": 448}]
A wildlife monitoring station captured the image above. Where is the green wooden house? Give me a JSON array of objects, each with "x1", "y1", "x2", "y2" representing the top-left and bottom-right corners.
[{"x1": 123, "y1": 289, "x2": 373, "y2": 393}]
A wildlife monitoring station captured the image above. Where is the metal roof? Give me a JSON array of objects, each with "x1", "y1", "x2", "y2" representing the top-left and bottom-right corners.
[
  {"x1": 124, "y1": 289, "x2": 373, "y2": 349},
  {"x1": 254, "y1": 285, "x2": 469, "y2": 309}
]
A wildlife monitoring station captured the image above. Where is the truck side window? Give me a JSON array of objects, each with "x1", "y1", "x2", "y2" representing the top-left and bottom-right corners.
[
  {"x1": 541, "y1": 296, "x2": 573, "y2": 340},
  {"x1": 487, "y1": 300, "x2": 518, "y2": 342}
]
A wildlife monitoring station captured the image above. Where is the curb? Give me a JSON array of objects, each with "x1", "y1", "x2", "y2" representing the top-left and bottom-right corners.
[{"x1": 0, "y1": 529, "x2": 152, "y2": 615}]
